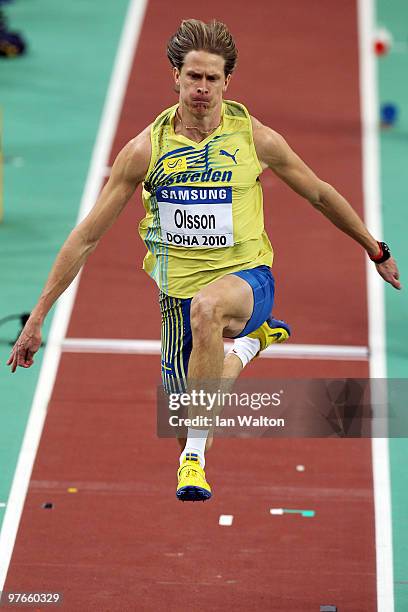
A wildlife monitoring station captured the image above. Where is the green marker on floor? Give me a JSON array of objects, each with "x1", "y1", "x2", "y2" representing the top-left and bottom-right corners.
[{"x1": 270, "y1": 508, "x2": 315, "y2": 518}]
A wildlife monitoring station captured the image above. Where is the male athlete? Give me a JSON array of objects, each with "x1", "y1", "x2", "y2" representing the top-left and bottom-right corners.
[{"x1": 7, "y1": 20, "x2": 400, "y2": 503}]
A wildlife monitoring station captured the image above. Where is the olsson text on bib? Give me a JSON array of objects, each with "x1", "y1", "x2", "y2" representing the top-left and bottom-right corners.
[{"x1": 156, "y1": 186, "x2": 234, "y2": 248}]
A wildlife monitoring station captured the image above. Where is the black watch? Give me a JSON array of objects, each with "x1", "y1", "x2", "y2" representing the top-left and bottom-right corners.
[{"x1": 369, "y1": 241, "x2": 391, "y2": 264}]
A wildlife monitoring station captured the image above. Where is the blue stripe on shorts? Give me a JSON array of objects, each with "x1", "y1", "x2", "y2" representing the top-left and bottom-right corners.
[{"x1": 232, "y1": 265, "x2": 275, "y2": 338}]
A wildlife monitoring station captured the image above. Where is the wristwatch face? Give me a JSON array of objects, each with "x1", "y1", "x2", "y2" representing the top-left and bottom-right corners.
[{"x1": 373, "y1": 241, "x2": 391, "y2": 263}]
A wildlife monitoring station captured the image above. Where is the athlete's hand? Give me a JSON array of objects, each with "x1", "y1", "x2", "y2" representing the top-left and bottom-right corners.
[
  {"x1": 7, "y1": 318, "x2": 42, "y2": 373},
  {"x1": 376, "y1": 256, "x2": 401, "y2": 290}
]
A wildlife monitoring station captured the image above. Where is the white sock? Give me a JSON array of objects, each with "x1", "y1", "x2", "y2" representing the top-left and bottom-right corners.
[
  {"x1": 227, "y1": 336, "x2": 260, "y2": 368},
  {"x1": 180, "y1": 427, "x2": 209, "y2": 468}
]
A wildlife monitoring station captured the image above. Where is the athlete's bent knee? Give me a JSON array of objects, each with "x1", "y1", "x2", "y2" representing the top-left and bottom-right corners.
[{"x1": 190, "y1": 293, "x2": 224, "y2": 337}]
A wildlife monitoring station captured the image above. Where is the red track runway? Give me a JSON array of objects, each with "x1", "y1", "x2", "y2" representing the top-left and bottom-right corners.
[{"x1": 3, "y1": 1, "x2": 377, "y2": 610}]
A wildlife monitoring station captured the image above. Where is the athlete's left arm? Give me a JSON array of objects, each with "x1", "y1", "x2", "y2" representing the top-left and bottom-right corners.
[{"x1": 252, "y1": 117, "x2": 401, "y2": 290}]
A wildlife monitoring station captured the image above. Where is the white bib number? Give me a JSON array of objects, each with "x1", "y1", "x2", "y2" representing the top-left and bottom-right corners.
[{"x1": 156, "y1": 186, "x2": 234, "y2": 249}]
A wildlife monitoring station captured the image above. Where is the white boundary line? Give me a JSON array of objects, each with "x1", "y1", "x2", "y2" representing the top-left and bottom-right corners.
[
  {"x1": 358, "y1": 0, "x2": 394, "y2": 610},
  {"x1": 61, "y1": 337, "x2": 369, "y2": 361},
  {"x1": 0, "y1": 0, "x2": 148, "y2": 590}
]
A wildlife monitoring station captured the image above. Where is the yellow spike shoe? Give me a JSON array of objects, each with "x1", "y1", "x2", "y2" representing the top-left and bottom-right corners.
[
  {"x1": 248, "y1": 316, "x2": 291, "y2": 357},
  {"x1": 176, "y1": 453, "x2": 212, "y2": 502}
]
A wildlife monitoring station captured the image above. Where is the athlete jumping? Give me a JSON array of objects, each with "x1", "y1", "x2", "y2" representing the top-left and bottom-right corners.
[{"x1": 7, "y1": 19, "x2": 400, "y2": 503}]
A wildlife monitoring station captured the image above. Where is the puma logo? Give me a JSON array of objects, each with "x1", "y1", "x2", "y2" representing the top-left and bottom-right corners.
[{"x1": 219, "y1": 148, "x2": 239, "y2": 164}]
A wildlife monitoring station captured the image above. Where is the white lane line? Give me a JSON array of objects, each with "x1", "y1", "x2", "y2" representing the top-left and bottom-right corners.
[
  {"x1": 358, "y1": 1, "x2": 394, "y2": 610},
  {"x1": 0, "y1": 504, "x2": 6, "y2": 509},
  {"x1": 61, "y1": 338, "x2": 369, "y2": 361},
  {"x1": 219, "y1": 515, "x2": 233, "y2": 526},
  {"x1": 0, "y1": 0, "x2": 148, "y2": 591}
]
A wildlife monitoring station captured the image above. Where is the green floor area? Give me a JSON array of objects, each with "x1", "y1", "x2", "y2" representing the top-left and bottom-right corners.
[
  {"x1": 0, "y1": 0, "x2": 129, "y2": 529},
  {"x1": 376, "y1": 0, "x2": 408, "y2": 609}
]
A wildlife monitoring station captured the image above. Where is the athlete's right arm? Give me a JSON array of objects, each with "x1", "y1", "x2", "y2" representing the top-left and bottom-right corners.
[{"x1": 7, "y1": 127, "x2": 151, "y2": 373}]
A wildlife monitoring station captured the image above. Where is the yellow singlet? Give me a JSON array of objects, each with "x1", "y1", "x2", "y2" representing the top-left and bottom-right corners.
[{"x1": 138, "y1": 100, "x2": 273, "y2": 298}]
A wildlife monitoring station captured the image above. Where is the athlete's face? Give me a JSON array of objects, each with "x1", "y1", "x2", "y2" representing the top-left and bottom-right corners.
[{"x1": 174, "y1": 50, "x2": 231, "y2": 117}]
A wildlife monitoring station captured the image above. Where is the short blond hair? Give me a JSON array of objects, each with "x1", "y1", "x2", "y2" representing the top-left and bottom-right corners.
[{"x1": 167, "y1": 19, "x2": 238, "y2": 77}]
